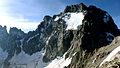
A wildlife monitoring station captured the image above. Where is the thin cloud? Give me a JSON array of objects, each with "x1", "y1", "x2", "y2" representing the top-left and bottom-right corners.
[
  {"x1": 0, "y1": 13, "x2": 39, "y2": 33},
  {"x1": 0, "y1": 0, "x2": 40, "y2": 33}
]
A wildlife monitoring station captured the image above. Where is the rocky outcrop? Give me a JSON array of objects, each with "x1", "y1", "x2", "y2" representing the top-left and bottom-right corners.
[{"x1": 64, "y1": 3, "x2": 87, "y2": 13}]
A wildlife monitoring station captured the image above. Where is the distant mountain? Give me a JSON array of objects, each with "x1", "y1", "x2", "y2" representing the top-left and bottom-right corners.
[{"x1": 0, "y1": 3, "x2": 120, "y2": 68}]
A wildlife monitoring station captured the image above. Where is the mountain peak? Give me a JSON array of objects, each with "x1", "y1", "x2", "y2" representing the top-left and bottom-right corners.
[
  {"x1": 64, "y1": 3, "x2": 87, "y2": 13},
  {"x1": 0, "y1": 3, "x2": 120, "y2": 68}
]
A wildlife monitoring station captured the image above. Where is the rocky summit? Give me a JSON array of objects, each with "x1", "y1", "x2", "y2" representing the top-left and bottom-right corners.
[{"x1": 0, "y1": 3, "x2": 120, "y2": 68}]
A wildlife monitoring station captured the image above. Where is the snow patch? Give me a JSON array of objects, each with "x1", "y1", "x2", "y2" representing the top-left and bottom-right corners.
[
  {"x1": 100, "y1": 45, "x2": 120, "y2": 67},
  {"x1": 64, "y1": 12, "x2": 84, "y2": 30},
  {"x1": 72, "y1": 52, "x2": 77, "y2": 56},
  {"x1": 46, "y1": 31, "x2": 56, "y2": 45},
  {"x1": 27, "y1": 33, "x2": 39, "y2": 43},
  {"x1": 45, "y1": 52, "x2": 72, "y2": 68},
  {"x1": 54, "y1": 16, "x2": 60, "y2": 21},
  {"x1": 92, "y1": 58, "x2": 97, "y2": 63},
  {"x1": 46, "y1": 36, "x2": 51, "y2": 45}
]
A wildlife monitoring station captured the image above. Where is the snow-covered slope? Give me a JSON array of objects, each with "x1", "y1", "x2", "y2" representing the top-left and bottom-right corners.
[{"x1": 45, "y1": 52, "x2": 72, "y2": 68}]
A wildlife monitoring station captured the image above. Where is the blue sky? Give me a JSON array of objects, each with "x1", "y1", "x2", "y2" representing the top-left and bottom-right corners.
[{"x1": 0, "y1": 0, "x2": 120, "y2": 32}]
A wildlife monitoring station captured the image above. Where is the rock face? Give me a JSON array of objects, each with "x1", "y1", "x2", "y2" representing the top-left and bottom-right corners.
[
  {"x1": 61, "y1": 3, "x2": 120, "y2": 68},
  {"x1": 0, "y1": 3, "x2": 120, "y2": 68},
  {"x1": 0, "y1": 26, "x2": 26, "y2": 68}
]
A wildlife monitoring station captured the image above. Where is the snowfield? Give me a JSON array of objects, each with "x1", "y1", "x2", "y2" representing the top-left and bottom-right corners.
[
  {"x1": 45, "y1": 52, "x2": 72, "y2": 68},
  {"x1": 64, "y1": 12, "x2": 84, "y2": 30},
  {"x1": 54, "y1": 16, "x2": 60, "y2": 21}
]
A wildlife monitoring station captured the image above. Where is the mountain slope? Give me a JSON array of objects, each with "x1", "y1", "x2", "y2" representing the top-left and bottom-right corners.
[{"x1": 0, "y1": 3, "x2": 120, "y2": 68}]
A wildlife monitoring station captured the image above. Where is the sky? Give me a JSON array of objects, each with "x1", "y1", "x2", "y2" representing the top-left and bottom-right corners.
[{"x1": 0, "y1": 0, "x2": 120, "y2": 33}]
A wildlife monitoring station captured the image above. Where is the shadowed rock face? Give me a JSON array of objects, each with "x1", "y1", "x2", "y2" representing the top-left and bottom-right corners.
[
  {"x1": 80, "y1": 5, "x2": 119, "y2": 51},
  {"x1": 0, "y1": 3, "x2": 120, "y2": 68}
]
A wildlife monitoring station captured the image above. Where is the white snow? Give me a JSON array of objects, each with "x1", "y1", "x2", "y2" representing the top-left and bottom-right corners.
[
  {"x1": 9, "y1": 50, "x2": 46, "y2": 68},
  {"x1": 64, "y1": 12, "x2": 84, "y2": 30},
  {"x1": 54, "y1": 16, "x2": 60, "y2": 21},
  {"x1": 92, "y1": 58, "x2": 96, "y2": 63},
  {"x1": 46, "y1": 31, "x2": 56, "y2": 45},
  {"x1": 45, "y1": 52, "x2": 72, "y2": 68},
  {"x1": 100, "y1": 45, "x2": 120, "y2": 67},
  {"x1": 72, "y1": 52, "x2": 77, "y2": 56},
  {"x1": 46, "y1": 36, "x2": 51, "y2": 45},
  {"x1": 27, "y1": 33, "x2": 39, "y2": 43}
]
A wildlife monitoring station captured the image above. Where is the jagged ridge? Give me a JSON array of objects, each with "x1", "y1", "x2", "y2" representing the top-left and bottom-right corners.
[{"x1": 0, "y1": 3, "x2": 119, "y2": 68}]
